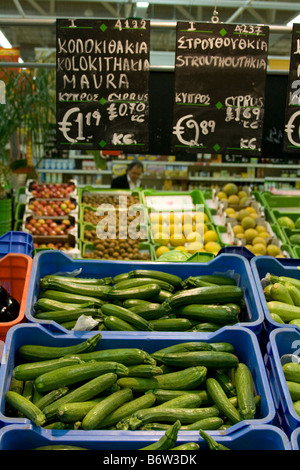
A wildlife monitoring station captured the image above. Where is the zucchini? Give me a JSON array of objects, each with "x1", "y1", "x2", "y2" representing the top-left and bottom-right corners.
[
  {"x1": 22, "y1": 380, "x2": 34, "y2": 402},
  {"x1": 34, "y1": 298, "x2": 96, "y2": 312},
  {"x1": 175, "y1": 304, "x2": 239, "y2": 325},
  {"x1": 287, "y1": 381, "x2": 300, "y2": 401},
  {"x1": 294, "y1": 400, "x2": 300, "y2": 416},
  {"x1": 129, "y1": 303, "x2": 165, "y2": 320},
  {"x1": 117, "y1": 366, "x2": 207, "y2": 392},
  {"x1": 285, "y1": 283, "x2": 300, "y2": 307},
  {"x1": 100, "y1": 392, "x2": 156, "y2": 428},
  {"x1": 189, "y1": 323, "x2": 222, "y2": 332},
  {"x1": 103, "y1": 315, "x2": 137, "y2": 331},
  {"x1": 101, "y1": 303, "x2": 153, "y2": 331},
  {"x1": 155, "y1": 392, "x2": 202, "y2": 409},
  {"x1": 141, "y1": 416, "x2": 223, "y2": 431},
  {"x1": 34, "y1": 308, "x2": 102, "y2": 323},
  {"x1": 34, "y1": 360, "x2": 129, "y2": 393},
  {"x1": 206, "y1": 377, "x2": 241, "y2": 424},
  {"x1": 199, "y1": 429, "x2": 231, "y2": 450},
  {"x1": 283, "y1": 362, "x2": 300, "y2": 383},
  {"x1": 17, "y1": 333, "x2": 102, "y2": 362},
  {"x1": 107, "y1": 283, "x2": 161, "y2": 301},
  {"x1": 113, "y1": 277, "x2": 175, "y2": 293},
  {"x1": 264, "y1": 284, "x2": 273, "y2": 301},
  {"x1": 214, "y1": 370, "x2": 236, "y2": 397},
  {"x1": 170, "y1": 442, "x2": 200, "y2": 450},
  {"x1": 14, "y1": 357, "x2": 81, "y2": 382},
  {"x1": 34, "y1": 387, "x2": 69, "y2": 411},
  {"x1": 209, "y1": 342, "x2": 235, "y2": 353},
  {"x1": 71, "y1": 348, "x2": 155, "y2": 366},
  {"x1": 57, "y1": 400, "x2": 105, "y2": 423},
  {"x1": 267, "y1": 301, "x2": 300, "y2": 322},
  {"x1": 42, "y1": 274, "x2": 112, "y2": 285},
  {"x1": 234, "y1": 363, "x2": 256, "y2": 420},
  {"x1": 269, "y1": 275, "x2": 300, "y2": 290},
  {"x1": 159, "y1": 351, "x2": 239, "y2": 369},
  {"x1": 118, "y1": 405, "x2": 220, "y2": 430},
  {"x1": 270, "y1": 313, "x2": 285, "y2": 324},
  {"x1": 40, "y1": 290, "x2": 105, "y2": 307},
  {"x1": 153, "y1": 289, "x2": 173, "y2": 303},
  {"x1": 5, "y1": 391, "x2": 46, "y2": 426},
  {"x1": 43, "y1": 372, "x2": 118, "y2": 422},
  {"x1": 150, "y1": 389, "x2": 212, "y2": 406},
  {"x1": 127, "y1": 269, "x2": 182, "y2": 288},
  {"x1": 151, "y1": 341, "x2": 214, "y2": 362},
  {"x1": 138, "y1": 420, "x2": 181, "y2": 450},
  {"x1": 126, "y1": 364, "x2": 164, "y2": 377},
  {"x1": 40, "y1": 277, "x2": 111, "y2": 299},
  {"x1": 82, "y1": 388, "x2": 133, "y2": 430},
  {"x1": 44, "y1": 421, "x2": 81, "y2": 430},
  {"x1": 149, "y1": 318, "x2": 194, "y2": 331},
  {"x1": 182, "y1": 275, "x2": 236, "y2": 289},
  {"x1": 162, "y1": 285, "x2": 244, "y2": 312},
  {"x1": 123, "y1": 299, "x2": 151, "y2": 308},
  {"x1": 33, "y1": 445, "x2": 88, "y2": 450},
  {"x1": 270, "y1": 283, "x2": 294, "y2": 305}
]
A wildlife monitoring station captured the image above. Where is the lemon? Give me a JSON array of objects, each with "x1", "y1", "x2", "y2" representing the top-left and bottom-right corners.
[
  {"x1": 194, "y1": 222, "x2": 207, "y2": 234},
  {"x1": 164, "y1": 213, "x2": 180, "y2": 225},
  {"x1": 238, "y1": 190, "x2": 248, "y2": 199},
  {"x1": 241, "y1": 216, "x2": 256, "y2": 230},
  {"x1": 182, "y1": 223, "x2": 194, "y2": 236},
  {"x1": 232, "y1": 224, "x2": 244, "y2": 235},
  {"x1": 252, "y1": 236, "x2": 267, "y2": 246},
  {"x1": 174, "y1": 246, "x2": 188, "y2": 252},
  {"x1": 252, "y1": 243, "x2": 267, "y2": 255},
  {"x1": 153, "y1": 232, "x2": 169, "y2": 245},
  {"x1": 151, "y1": 213, "x2": 163, "y2": 224},
  {"x1": 223, "y1": 183, "x2": 238, "y2": 196},
  {"x1": 249, "y1": 212, "x2": 259, "y2": 221},
  {"x1": 243, "y1": 228, "x2": 258, "y2": 242},
  {"x1": 238, "y1": 209, "x2": 250, "y2": 221},
  {"x1": 186, "y1": 231, "x2": 203, "y2": 243},
  {"x1": 259, "y1": 231, "x2": 271, "y2": 239},
  {"x1": 156, "y1": 246, "x2": 169, "y2": 257},
  {"x1": 151, "y1": 223, "x2": 164, "y2": 234},
  {"x1": 225, "y1": 207, "x2": 236, "y2": 216},
  {"x1": 256, "y1": 224, "x2": 266, "y2": 233},
  {"x1": 169, "y1": 224, "x2": 182, "y2": 236},
  {"x1": 203, "y1": 230, "x2": 218, "y2": 244},
  {"x1": 187, "y1": 241, "x2": 204, "y2": 253},
  {"x1": 246, "y1": 206, "x2": 256, "y2": 214},
  {"x1": 191, "y1": 212, "x2": 206, "y2": 224},
  {"x1": 266, "y1": 244, "x2": 280, "y2": 256},
  {"x1": 235, "y1": 233, "x2": 246, "y2": 240},
  {"x1": 205, "y1": 241, "x2": 221, "y2": 253},
  {"x1": 228, "y1": 195, "x2": 240, "y2": 205},
  {"x1": 170, "y1": 234, "x2": 186, "y2": 246},
  {"x1": 216, "y1": 191, "x2": 227, "y2": 200}
]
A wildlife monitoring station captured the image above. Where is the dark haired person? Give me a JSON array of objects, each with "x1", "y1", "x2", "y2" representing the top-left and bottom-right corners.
[{"x1": 111, "y1": 161, "x2": 143, "y2": 190}]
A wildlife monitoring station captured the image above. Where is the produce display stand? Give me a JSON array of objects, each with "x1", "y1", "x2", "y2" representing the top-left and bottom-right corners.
[{"x1": 24, "y1": 251, "x2": 264, "y2": 336}]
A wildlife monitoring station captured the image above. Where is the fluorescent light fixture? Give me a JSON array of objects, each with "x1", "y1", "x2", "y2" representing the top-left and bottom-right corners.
[
  {"x1": 287, "y1": 13, "x2": 300, "y2": 27},
  {"x1": 0, "y1": 30, "x2": 12, "y2": 48},
  {"x1": 136, "y1": 2, "x2": 149, "y2": 8}
]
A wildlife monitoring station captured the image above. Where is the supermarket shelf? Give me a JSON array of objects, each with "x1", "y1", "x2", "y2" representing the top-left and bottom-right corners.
[{"x1": 189, "y1": 177, "x2": 266, "y2": 182}]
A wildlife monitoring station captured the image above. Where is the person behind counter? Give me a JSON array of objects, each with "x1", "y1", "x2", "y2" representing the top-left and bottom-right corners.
[{"x1": 111, "y1": 161, "x2": 143, "y2": 190}]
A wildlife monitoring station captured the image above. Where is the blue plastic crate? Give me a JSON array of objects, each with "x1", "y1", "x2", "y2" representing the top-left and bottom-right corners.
[
  {"x1": 0, "y1": 231, "x2": 34, "y2": 259},
  {"x1": 25, "y1": 251, "x2": 264, "y2": 335},
  {"x1": 264, "y1": 328, "x2": 300, "y2": 436},
  {"x1": 291, "y1": 427, "x2": 300, "y2": 450},
  {"x1": 0, "y1": 423, "x2": 291, "y2": 450},
  {"x1": 250, "y1": 255, "x2": 300, "y2": 334},
  {"x1": 0, "y1": 324, "x2": 276, "y2": 434}
]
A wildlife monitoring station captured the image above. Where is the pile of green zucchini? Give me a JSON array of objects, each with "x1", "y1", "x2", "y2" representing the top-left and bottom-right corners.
[
  {"x1": 34, "y1": 269, "x2": 245, "y2": 332},
  {"x1": 281, "y1": 360, "x2": 300, "y2": 417},
  {"x1": 5, "y1": 335, "x2": 260, "y2": 432},
  {"x1": 263, "y1": 274, "x2": 300, "y2": 326}
]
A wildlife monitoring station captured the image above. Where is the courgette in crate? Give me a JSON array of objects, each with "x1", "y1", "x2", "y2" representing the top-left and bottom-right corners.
[
  {"x1": 234, "y1": 363, "x2": 256, "y2": 420},
  {"x1": 101, "y1": 303, "x2": 153, "y2": 331},
  {"x1": 206, "y1": 377, "x2": 241, "y2": 425},
  {"x1": 125, "y1": 364, "x2": 164, "y2": 377},
  {"x1": 214, "y1": 370, "x2": 236, "y2": 397},
  {"x1": 107, "y1": 283, "x2": 161, "y2": 301},
  {"x1": 174, "y1": 304, "x2": 239, "y2": 325},
  {"x1": 150, "y1": 389, "x2": 212, "y2": 406},
  {"x1": 151, "y1": 341, "x2": 214, "y2": 363},
  {"x1": 141, "y1": 416, "x2": 223, "y2": 431},
  {"x1": 270, "y1": 283, "x2": 294, "y2": 305},
  {"x1": 285, "y1": 283, "x2": 300, "y2": 307},
  {"x1": 34, "y1": 298, "x2": 96, "y2": 312},
  {"x1": 41, "y1": 274, "x2": 112, "y2": 285},
  {"x1": 123, "y1": 299, "x2": 151, "y2": 308},
  {"x1": 117, "y1": 366, "x2": 207, "y2": 392},
  {"x1": 34, "y1": 308, "x2": 102, "y2": 323},
  {"x1": 100, "y1": 392, "x2": 156, "y2": 428},
  {"x1": 182, "y1": 275, "x2": 236, "y2": 289},
  {"x1": 128, "y1": 303, "x2": 165, "y2": 320},
  {"x1": 71, "y1": 348, "x2": 155, "y2": 366},
  {"x1": 113, "y1": 277, "x2": 175, "y2": 293},
  {"x1": 199, "y1": 429, "x2": 231, "y2": 450},
  {"x1": 34, "y1": 387, "x2": 69, "y2": 411},
  {"x1": 287, "y1": 381, "x2": 300, "y2": 401},
  {"x1": 82, "y1": 388, "x2": 133, "y2": 430},
  {"x1": 149, "y1": 318, "x2": 194, "y2": 331},
  {"x1": 40, "y1": 290, "x2": 105, "y2": 307},
  {"x1": 17, "y1": 333, "x2": 102, "y2": 362},
  {"x1": 267, "y1": 301, "x2": 300, "y2": 322},
  {"x1": 269, "y1": 275, "x2": 300, "y2": 290},
  {"x1": 138, "y1": 420, "x2": 181, "y2": 450},
  {"x1": 43, "y1": 372, "x2": 118, "y2": 421},
  {"x1": 39, "y1": 277, "x2": 112, "y2": 299},
  {"x1": 5, "y1": 391, "x2": 46, "y2": 426},
  {"x1": 162, "y1": 285, "x2": 244, "y2": 312},
  {"x1": 57, "y1": 400, "x2": 106, "y2": 423},
  {"x1": 155, "y1": 392, "x2": 202, "y2": 409},
  {"x1": 103, "y1": 316, "x2": 137, "y2": 331},
  {"x1": 33, "y1": 445, "x2": 88, "y2": 450},
  {"x1": 34, "y1": 360, "x2": 129, "y2": 393},
  {"x1": 189, "y1": 323, "x2": 222, "y2": 332},
  {"x1": 170, "y1": 442, "x2": 200, "y2": 450},
  {"x1": 282, "y1": 362, "x2": 300, "y2": 383},
  {"x1": 127, "y1": 269, "x2": 182, "y2": 288},
  {"x1": 159, "y1": 351, "x2": 239, "y2": 369}
]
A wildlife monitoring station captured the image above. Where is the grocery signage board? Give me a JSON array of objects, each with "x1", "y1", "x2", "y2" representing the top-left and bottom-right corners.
[
  {"x1": 283, "y1": 24, "x2": 300, "y2": 153},
  {"x1": 171, "y1": 22, "x2": 269, "y2": 155},
  {"x1": 56, "y1": 18, "x2": 150, "y2": 151}
]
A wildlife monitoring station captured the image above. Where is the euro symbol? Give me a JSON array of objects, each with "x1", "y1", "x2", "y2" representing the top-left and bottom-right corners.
[
  {"x1": 173, "y1": 114, "x2": 199, "y2": 146},
  {"x1": 58, "y1": 107, "x2": 80, "y2": 143},
  {"x1": 285, "y1": 110, "x2": 300, "y2": 147}
]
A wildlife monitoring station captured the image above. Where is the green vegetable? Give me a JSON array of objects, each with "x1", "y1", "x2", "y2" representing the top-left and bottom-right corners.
[
  {"x1": 206, "y1": 377, "x2": 241, "y2": 424},
  {"x1": 234, "y1": 363, "x2": 256, "y2": 420},
  {"x1": 101, "y1": 303, "x2": 153, "y2": 331},
  {"x1": 138, "y1": 420, "x2": 181, "y2": 450},
  {"x1": 13, "y1": 356, "x2": 83, "y2": 381},
  {"x1": 100, "y1": 392, "x2": 156, "y2": 428},
  {"x1": 270, "y1": 283, "x2": 294, "y2": 305},
  {"x1": 159, "y1": 351, "x2": 239, "y2": 369},
  {"x1": 199, "y1": 429, "x2": 231, "y2": 450},
  {"x1": 267, "y1": 301, "x2": 300, "y2": 322},
  {"x1": 5, "y1": 391, "x2": 46, "y2": 426}
]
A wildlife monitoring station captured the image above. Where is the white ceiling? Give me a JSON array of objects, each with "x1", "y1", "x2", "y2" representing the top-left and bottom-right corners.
[{"x1": 0, "y1": 0, "x2": 299, "y2": 62}]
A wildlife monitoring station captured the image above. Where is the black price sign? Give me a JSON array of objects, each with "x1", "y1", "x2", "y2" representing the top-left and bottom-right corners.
[
  {"x1": 171, "y1": 22, "x2": 269, "y2": 154},
  {"x1": 56, "y1": 18, "x2": 150, "y2": 151},
  {"x1": 283, "y1": 24, "x2": 300, "y2": 153}
]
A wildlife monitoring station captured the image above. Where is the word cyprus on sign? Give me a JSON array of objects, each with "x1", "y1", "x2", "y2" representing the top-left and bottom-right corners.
[
  {"x1": 56, "y1": 18, "x2": 150, "y2": 151},
  {"x1": 171, "y1": 22, "x2": 269, "y2": 155},
  {"x1": 283, "y1": 23, "x2": 300, "y2": 153}
]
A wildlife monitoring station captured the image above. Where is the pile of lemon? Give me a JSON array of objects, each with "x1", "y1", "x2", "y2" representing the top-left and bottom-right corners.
[
  {"x1": 150, "y1": 212, "x2": 222, "y2": 258},
  {"x1": 216, "y1": 183, "x2": 251, "y2": 207},
  {"x1": 227, "y1": 206, "x2": 281, "y2": 257}
]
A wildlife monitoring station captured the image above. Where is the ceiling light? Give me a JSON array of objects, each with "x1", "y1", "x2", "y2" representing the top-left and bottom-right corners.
[
  {"x1": 287, "y1": 14, "x2": 300, "y2": 27},
  {"x1": 0, "y1": 30, "x2": 12, "y2": 48},
  {"x1": 136, "y1": 2, "x2": 149, "y2": 7}
]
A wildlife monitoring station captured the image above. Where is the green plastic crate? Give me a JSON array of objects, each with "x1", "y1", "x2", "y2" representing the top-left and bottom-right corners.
[
  {"x1": 260, "y1": 192, "x2": 300, "y2": 212},
  {"x1": 77, "y1": 186, "x2": 143, "y2": 205},
  {"x1": 267, "y1": 209, "x2": 300, "y2": 226}
]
